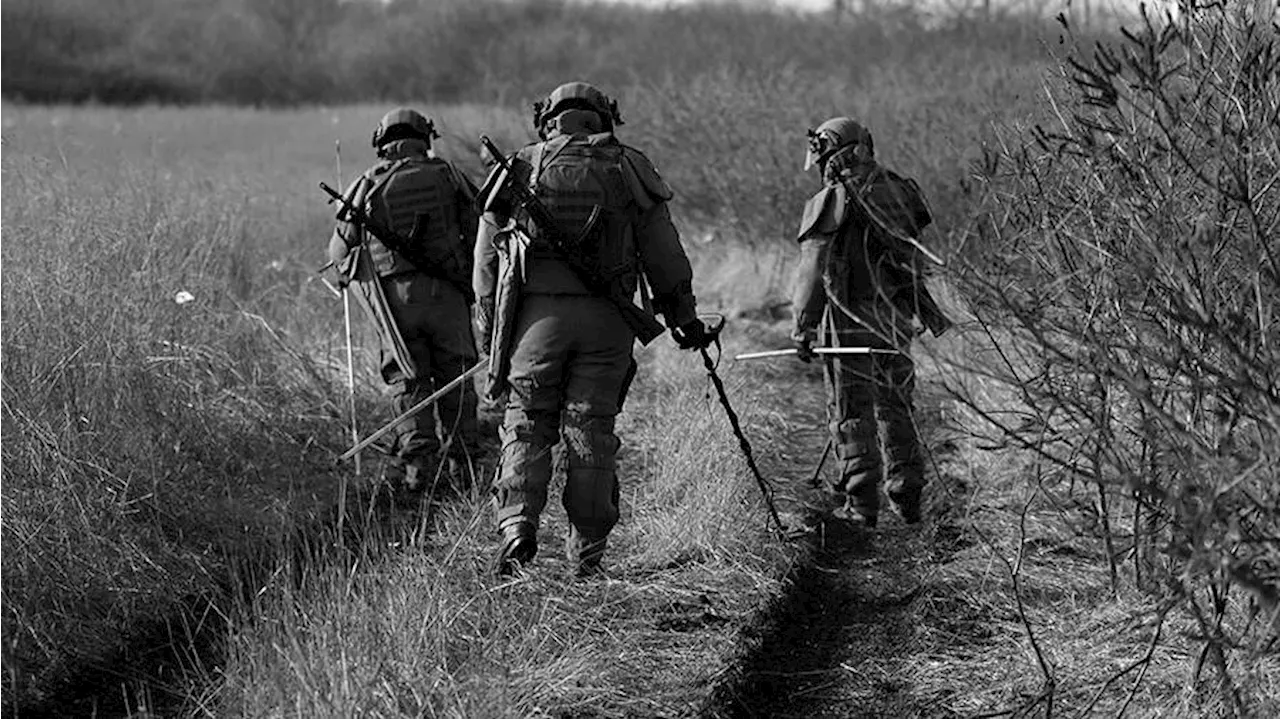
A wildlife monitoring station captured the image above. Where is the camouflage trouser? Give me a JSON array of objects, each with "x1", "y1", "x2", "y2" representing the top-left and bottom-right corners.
[
  {"x1": 822, "y1": 316, "x2": 925, "y2": 519},
  {"x1": 381, "y1": 273, "x2": 479, "y2": 479},
  {"x1": 493, "y1": 295, "x2": 633, "y2": 565}
]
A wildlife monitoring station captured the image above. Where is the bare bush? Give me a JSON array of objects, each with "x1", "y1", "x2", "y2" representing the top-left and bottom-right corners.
[{"x1": 948, "y1": 1, "x2": 1279, "y2": 713}]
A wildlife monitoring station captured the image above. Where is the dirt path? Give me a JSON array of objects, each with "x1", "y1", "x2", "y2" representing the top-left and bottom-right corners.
[
  {"x1": 716, "y1": 520, "x2": 943, "y2": 718},
  {"x1": 707, "y1": 366, "x2": 961, "y2": 719}
]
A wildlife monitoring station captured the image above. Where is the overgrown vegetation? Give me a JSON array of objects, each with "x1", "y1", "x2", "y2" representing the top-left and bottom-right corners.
[
  {"x1": 207, "y1": 345, "x2": 802, "y2": 717},
  {"x1": 7, "y1": 0, "x2": 1276, "y2": 716},
  {"x1": 939, "y1": 2, "x2": 1280, "y2": 715},
  {"x1": 0, "y1": 0, "x2": 1050, "y2": 249},
  {"x1": 1, "y1": 0, "x2": 1049, "y2": 106}
]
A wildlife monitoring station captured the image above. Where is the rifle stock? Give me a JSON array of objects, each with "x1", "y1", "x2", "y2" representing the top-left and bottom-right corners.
[
  {"x1": 478, "y1": 136, "x2": 665, "y2": 345},
  {"x1": 914, "y1": 284, "x2": 952, "y2": 337}
]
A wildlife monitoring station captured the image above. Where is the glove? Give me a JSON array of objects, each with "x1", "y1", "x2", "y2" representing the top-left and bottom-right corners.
[
  {"x1": 796, "y1": 336, "x2": 815, "y2": 363},
  {"x1": 672, "y1": 319, "x2": 713, "y2": 351},
  {"x1": 793, "y1": 328, "x2": 817, "y2": 363}
]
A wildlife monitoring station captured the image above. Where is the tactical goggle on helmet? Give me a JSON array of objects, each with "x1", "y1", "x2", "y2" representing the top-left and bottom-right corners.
[
  {"x1": 532, "y1": 82, "x2": 624, "y2": 136},
  {"x1": 804, "y1": 117, "x2": 874, "y2": 171},
  {"x1": 371, "y1": 107, "x2": 441, "y2": 148}
]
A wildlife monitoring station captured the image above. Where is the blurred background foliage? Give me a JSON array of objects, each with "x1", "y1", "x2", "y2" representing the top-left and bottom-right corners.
[{"x1": 1, "y1": 0, "x2": 1052, "y2": 106}]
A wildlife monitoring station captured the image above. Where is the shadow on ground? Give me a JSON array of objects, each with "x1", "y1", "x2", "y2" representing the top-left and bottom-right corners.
[
  {"x1": 10, "y1": 458, "x2": 488, "y2": 719},
  {"x1": 703, "y1": 377, "x2": 968, "y2": 719},
  {"x1": 708, "y1": 516, "x2": 942, "y2": 719}
]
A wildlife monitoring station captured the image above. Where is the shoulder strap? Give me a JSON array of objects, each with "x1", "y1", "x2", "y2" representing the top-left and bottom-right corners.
[
  {"x1": 365, "y1": 158, "x2": 411, "y2": 199},
  {"x1": 529, "y1": 136, "x2": 577, "y2": 191},
  {"x1": 528, "y1": 142, "x2": 546, "y2": 192}
]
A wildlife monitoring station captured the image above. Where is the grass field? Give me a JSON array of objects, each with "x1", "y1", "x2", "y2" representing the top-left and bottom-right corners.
[{"x1": 4, "y1": 1, "x2": 1279, "y2": 717}]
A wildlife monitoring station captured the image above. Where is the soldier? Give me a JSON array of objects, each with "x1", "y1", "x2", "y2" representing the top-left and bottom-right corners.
[
  {"x1": 790, "y1": 117, "x2": 949, "y2": 528},
  {"x1": 329, "y1": 108, "x2": 481, "y2": 494},
  {"x1": 475, "y1": 81, "x2": 710, "y2": 576}
]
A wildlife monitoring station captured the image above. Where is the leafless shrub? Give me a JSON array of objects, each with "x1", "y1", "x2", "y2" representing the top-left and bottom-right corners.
[{"x1": 948, "y1": 2, "x2": 1279, "y2": 714}]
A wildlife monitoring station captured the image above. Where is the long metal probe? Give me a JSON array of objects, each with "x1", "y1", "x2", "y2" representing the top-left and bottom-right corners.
[
  {"x1": 338, "y1": 360, "x2": 487, "y2": 463},
  {"x1": 734, "y1": 347, "x2": 900, "y2": 361},
  {"x1": 698, "y1": 343, "x2": 787, "y2": 535}
]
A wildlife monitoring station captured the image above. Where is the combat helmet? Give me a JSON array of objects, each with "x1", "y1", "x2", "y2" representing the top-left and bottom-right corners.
[
  {"x1": 371, "y1": 107, "x2": 440, "y2": 149},
  {"x1": 804, "y1": 117, "x2": 874, "y2": 172},
  {"x1": 532, "y1": 82, "x2": 624, "y2": 137}
]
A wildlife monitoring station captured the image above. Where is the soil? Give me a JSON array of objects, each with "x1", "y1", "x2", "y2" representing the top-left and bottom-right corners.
[
  {"x1": 712, "y1": 518, "x2": 946, "y2": 719},
  {"x1": 705, "y1": 369, "x2": 963, "y2": 719}
]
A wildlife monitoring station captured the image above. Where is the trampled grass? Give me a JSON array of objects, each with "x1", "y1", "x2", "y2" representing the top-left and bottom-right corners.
[
  {"x1": 0, "y1": 99, "x2": 823, "y2": 714},
  {"x1": 207, "y1": 337, "x2": 803, "y2": 718}
]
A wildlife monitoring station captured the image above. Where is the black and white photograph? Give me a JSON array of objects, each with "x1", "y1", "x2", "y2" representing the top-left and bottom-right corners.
[{"x1": 2, "y1": 0, "x2": 1277, "y2": 716}]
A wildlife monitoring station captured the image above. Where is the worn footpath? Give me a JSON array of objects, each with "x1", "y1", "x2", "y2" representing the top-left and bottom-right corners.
[{"x1": 705, "y1": 342, "x2": 966, "y2": 719}]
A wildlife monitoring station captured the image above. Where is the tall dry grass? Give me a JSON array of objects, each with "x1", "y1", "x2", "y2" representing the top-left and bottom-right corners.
[
  {"x1": 205, "y1": 339, "x2": 801, "y2": 718},
  {"x1": 0, "y1": 103, "x2": 525, "y2": 712},
  {"x1": 3, "y1": 4, "x2": 1066, "y2": 714}
]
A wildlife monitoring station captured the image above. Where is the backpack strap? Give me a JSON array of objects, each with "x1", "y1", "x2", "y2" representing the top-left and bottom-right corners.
[
  {"x1": 528, "y1": 136, "x2": 576, "y2": 192},
  {"x1": 528, "y1": 142, "x2": 547, "y2": 193}
]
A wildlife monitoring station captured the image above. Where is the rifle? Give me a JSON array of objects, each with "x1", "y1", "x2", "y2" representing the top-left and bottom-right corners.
[
  {"x1": 319, "y1": 181, "x2": 474, "y2": 303},
  {"x1": 320, "y1": 181, "x2": 419, "y2": 381},
  {"x1": 852, "y1": 169, "x2": 953, "y2": 338},
  {"x1": 478, "y1": 135, "x2": 666, "y2": 346},
  {"x1": 906, "y1": 284, "x2": 953, "y2": 337},
  {"x1": 884, "y1": 264, "x2": 952, "y2": 337}
]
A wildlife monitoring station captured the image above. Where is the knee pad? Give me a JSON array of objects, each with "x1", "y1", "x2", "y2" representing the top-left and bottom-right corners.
[
  {"x1": 500, "y1": 407, "x2": 559, "y2": 449},
  {"x1": 508, "y1": 376, "x2": 561, "y2": 414},
  {"x1": 561, "y1": 412, "x2": 619, "y2": 470}
]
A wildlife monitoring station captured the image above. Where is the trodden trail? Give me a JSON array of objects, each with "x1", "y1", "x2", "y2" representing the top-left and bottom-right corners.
[{"x1": 706, "y1": 358, "x2": 965, "y2": 719}]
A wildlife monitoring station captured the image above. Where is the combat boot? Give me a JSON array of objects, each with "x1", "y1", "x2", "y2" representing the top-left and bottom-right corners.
[
  {"x1": 491, "y1": 518, "x2": 538, "y2": 577},
  {"x1": 831, "y1": 496, "x2": 878, "y2": 528},
  {"x1": 565, "y1": 529, "x2": 608, "y2": 579},
  {"x1": 402, "y1": 457, "x2": 444, "y2": 495},
  {"x1": 888, "y1": 491, "x2": 923, "y2": 525}
]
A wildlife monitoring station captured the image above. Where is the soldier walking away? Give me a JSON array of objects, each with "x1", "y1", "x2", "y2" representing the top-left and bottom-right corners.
[
  {"x1": 328, "y1": 108, "x2": 482, "y2": 496},
  {"x1": 790, "y1": 117, "x2": 950, "y2": 529},
  {"x1": 475, "y1": 81, "x2": 711, "y2": 577}
]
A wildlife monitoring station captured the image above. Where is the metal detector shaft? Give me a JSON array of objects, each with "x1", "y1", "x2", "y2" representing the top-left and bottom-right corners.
[
  {"x1": 338, "y1": 360, "x2": 486, "y2": 463},
  {"x1": 734, "y1": 347, "x2": 900, "y2": 361},
  {"x1": 698, "y1": 345, "x2": 787, "y2": 535}
]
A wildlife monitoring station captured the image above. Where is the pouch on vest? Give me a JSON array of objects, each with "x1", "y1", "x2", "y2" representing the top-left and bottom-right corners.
[
  {"x1": 365, "y1": 159, "x2": 465, "y2": 281},
  {"x1": 527, "y1": 138, "x2": 639, "y2": 299}
]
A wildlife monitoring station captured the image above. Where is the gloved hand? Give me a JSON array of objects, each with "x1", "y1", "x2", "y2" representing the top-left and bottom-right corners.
[
  {"x1": 672, "y1": 319, "x2": 713, "y2": 351},
  {"x1": 796, "y1": 335, "x2": 816, "y2": 363},
  {"x1": 792, "y1": 328, "x2": 817, "y2": 363}
]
